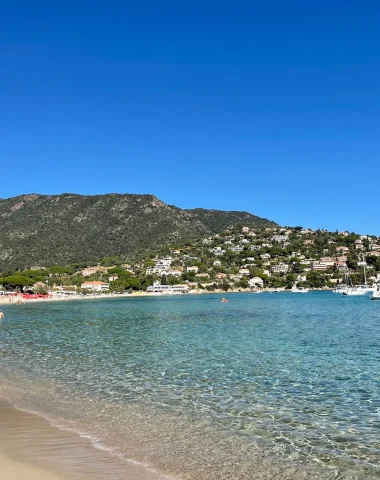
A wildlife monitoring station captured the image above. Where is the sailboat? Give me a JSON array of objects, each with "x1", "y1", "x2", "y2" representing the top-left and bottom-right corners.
[
  {"x1": 343, "y1": 257, "x2": 370, "y2": 296},
  {"x1": 355, "y1": 256, "x2": 374, "y2": 293}
]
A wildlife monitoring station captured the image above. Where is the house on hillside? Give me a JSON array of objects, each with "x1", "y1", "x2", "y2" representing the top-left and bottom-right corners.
[
  {"x1": 249, "y1": 277, "x2": 264, "y2": 288},
  {"x1": 166, "y1": 270, "x2": 182, "y2": 277},
  {"x1": 186, "y1": 266, "x2": 199, "y2": 273},
  {"x1": 239, "y1": 268, "x2": 250, "y2": 276},
  {"x1": 82, "y1": 266, "x2": 109, "y2": 277},
  {"x1": 271, "y1": 264, "x2": 289, "y2": 274},
  {"x1": 355, "y1": 240, "x2": 364, "y2": 250}
]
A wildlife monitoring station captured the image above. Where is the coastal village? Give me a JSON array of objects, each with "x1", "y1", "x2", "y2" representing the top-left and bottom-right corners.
[{"x1": 1, "y1": 225, "x2": 380, "y2": 299}]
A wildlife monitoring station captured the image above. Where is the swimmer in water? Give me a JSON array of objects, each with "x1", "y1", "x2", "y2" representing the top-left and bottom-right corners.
[
  {"x1": 0, "y1": 310, "x2": 4, "y2": 320},
  {"x1": 220, "y1": 297, "x2": 229, "y2": 303}
]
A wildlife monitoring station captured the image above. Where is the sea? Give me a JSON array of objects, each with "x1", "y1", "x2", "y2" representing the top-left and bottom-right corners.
[{"x1": 0, "y1": 292, "x2": 379, "y2": 479}]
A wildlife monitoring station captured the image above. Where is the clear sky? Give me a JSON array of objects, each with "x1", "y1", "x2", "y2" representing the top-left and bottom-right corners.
[{"x1": 1, "y1": 1, "x2": 380, "y2": 234}]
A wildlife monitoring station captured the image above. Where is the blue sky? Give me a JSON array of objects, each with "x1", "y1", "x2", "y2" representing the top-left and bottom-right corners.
[{"x1": 1, "y1": 1, "x2": 380, "y2": 234}]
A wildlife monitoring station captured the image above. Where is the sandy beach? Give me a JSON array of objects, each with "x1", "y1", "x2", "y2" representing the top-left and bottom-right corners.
[
  {"x1": 0, "y1": 450, "x2": 66, "y2": 480},
  {"x1": 0, "y1": 399, "x2": 173, "y2": 480}
]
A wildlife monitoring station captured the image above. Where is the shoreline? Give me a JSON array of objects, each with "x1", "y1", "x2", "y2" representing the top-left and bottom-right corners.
[
  {"x1": 0, "y1": 398, "x2": 175, "y2": 480},
  {"x1": 0, "y1": 288, "x2": 333, "y2": 306}
]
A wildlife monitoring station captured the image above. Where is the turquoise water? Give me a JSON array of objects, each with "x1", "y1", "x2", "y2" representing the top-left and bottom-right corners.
[{"x1": 0, "y1": 292, "x2": 380, "y2": 479}]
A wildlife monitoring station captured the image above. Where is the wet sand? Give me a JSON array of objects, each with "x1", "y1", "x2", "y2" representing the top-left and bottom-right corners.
[
  {"x1": 0, "y1": 399, "x2": 173, "y2": 480},
  {"x1": 0, "y1": 450, "x2": 66, "y2": 480}
]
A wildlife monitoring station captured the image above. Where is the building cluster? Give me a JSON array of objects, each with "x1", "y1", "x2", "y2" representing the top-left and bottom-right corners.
[{"x1": 6, "y1": 224, "x2": 380, "y2": 296}]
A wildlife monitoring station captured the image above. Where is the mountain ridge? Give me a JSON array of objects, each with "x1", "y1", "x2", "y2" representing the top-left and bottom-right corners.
[{"x1": 0, "y1": 193, "x2": 277, "y2": 270}]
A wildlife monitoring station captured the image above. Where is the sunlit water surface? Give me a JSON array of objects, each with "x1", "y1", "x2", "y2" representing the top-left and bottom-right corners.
[{"x1": 0, "y1": 292, "x2": 380, "y2": 479}]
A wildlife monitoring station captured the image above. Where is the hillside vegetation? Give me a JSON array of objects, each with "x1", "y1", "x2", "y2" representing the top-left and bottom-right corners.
[{"x1": 0, "y1": 193, "x2": 276, "y2": 270}]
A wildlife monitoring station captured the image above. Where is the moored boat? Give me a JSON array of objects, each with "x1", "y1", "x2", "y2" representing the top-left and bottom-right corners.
[{"x1": 343, "y1": 288, "x2": 367, "y2": 296}]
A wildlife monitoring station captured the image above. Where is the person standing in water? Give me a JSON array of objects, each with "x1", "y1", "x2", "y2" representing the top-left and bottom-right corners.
[{"x1": 0, "y1": 310, "x2": 4, "y2": 319}]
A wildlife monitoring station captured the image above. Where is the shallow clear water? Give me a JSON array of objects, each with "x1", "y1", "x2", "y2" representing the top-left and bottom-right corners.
[{"x1": 0, "y1": 292, "x2": 380, "y2": 479}]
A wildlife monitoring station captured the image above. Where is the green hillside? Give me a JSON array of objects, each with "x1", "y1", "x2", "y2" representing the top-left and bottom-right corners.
[{"x1": 0, "y1": 193, "x2": 276, "y2": 270}]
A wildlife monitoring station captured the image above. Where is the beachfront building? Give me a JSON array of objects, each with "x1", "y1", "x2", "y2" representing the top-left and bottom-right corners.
[
  {"x1": 81, "y1": 281, "x2": 110, "y2": 292},
  {"x1": 146, "y1": 281, "x2": 189, "y2": 294},
  {"x1": 249, "y1": 277, "x2": 264, "y2": 288}
]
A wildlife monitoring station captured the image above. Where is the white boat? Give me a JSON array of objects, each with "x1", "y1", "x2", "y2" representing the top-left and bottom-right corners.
[
  {"x1": 356, "y1": 284, "x2": 374, "y2": 293},
  {"x1": 343, "y1": 288, "x2": 367, "y2": 296},
  {"x1": 339, "y1": 261, "x2": 372, "y2": 296},
  {"x1": 371, "y1": 284, "x2": 380, "y2": 300}
]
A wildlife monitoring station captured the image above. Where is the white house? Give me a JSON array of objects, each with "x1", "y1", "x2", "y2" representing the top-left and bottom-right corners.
[
  {"x1": 271, "y1": 264, "x2": 289, "y2": 274},
  {"x1": 239, "y1": 268, "x2": 250, "y2": 276},
  {"x1": 231, "y1": 246, "x2": 244, "y2": 252},
  {"x1": 81, "y1": 281, "x2": 109, "y2": 292},
  {"x1": 186, "y1": 266, "x2": 199, "y2": 273},
  {"x1": 166, "y1": 270, "x2": 182, "y2": 277},
  {"x1": 249, "y1": 277, "x2": 264, "y2": 288}
]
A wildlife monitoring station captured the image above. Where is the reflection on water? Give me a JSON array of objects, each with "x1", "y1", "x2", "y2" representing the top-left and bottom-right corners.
[{"x1": 0, "y1": 293, "x2": 379, "y2": 479}]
